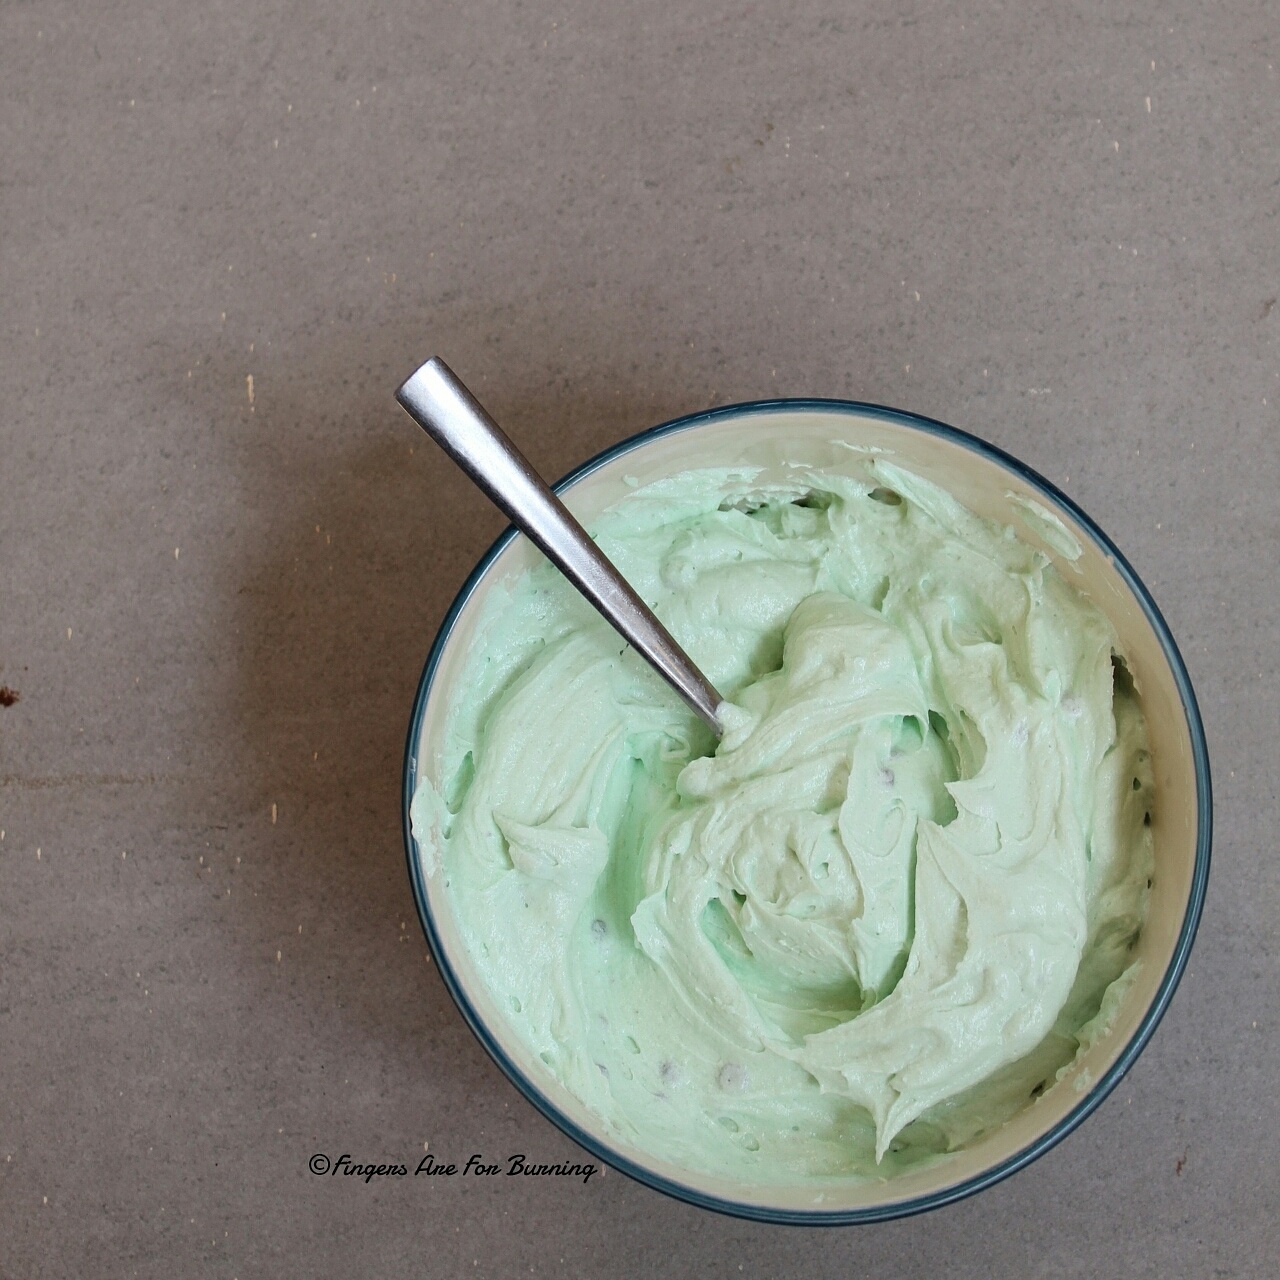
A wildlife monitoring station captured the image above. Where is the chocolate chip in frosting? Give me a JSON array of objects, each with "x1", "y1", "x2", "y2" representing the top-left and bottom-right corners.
[{"x1": 717, "y1": 1063, "x2": 749, "y2": 1092}]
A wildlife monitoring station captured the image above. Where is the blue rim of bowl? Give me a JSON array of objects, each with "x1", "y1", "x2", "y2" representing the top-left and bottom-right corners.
[{"x1": 402, "y1": 397, "x2": 1212, "y2": 1225}]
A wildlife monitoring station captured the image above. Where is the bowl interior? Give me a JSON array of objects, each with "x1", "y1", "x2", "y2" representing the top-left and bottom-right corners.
[{"x1": 407, "y1": 403, "x2": 1206, "y2": 1220}]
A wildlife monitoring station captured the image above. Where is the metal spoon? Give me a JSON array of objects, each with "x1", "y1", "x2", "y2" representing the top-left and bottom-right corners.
[{"x1": 396, "y1": 357, "x2": 724, "y2": 734}]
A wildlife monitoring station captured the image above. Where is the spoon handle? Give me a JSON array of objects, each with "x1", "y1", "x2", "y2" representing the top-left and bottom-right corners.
[{"x1": 397, "y1": 357, "x2": 723, "y2": 734}]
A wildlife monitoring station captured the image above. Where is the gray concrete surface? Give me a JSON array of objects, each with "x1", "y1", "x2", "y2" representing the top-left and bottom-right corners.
[{"x1": 2, "y1": 0, "x2": 1276, "y2": 1275}]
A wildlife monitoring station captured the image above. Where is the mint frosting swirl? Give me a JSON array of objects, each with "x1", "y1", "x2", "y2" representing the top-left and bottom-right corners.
[{"x1": 414, "y1": 460, "x2": 1152, "y2": 1181}]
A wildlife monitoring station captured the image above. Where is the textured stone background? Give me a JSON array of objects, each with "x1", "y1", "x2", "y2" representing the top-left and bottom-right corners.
[{"x1": 1, "y1": 0, "x2": 1276, "y2": 1274}]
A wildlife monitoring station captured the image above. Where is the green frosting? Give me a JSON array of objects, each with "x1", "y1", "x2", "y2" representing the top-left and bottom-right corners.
[{"x1": 413, "y1": 459, "x2": 1153, "y2": 1182}]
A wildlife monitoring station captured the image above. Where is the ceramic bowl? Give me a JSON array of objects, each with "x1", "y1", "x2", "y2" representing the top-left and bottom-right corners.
[{"x1": 403, "y1": 399, "x2": 1210, "y2": 1223}]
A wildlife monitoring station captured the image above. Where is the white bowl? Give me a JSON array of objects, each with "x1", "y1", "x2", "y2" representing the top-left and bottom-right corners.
[{"x1": 403, "y1": 399, "x2": 1211, "y2": 1223}]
